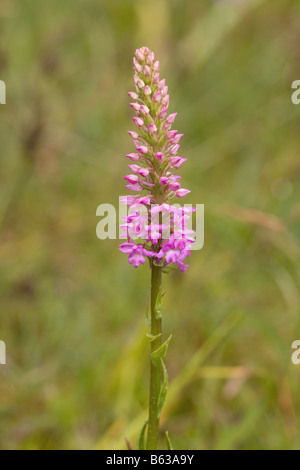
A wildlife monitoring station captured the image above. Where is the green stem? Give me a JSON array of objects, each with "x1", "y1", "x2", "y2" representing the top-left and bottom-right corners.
[{"x1": 147, "y1": 263, "x2": 163, "y2": 450}]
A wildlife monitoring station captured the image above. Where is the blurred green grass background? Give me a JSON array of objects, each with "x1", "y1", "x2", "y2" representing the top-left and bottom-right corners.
[{"x1": 0, "y1": 0, "x2": 300, "y2": 450}]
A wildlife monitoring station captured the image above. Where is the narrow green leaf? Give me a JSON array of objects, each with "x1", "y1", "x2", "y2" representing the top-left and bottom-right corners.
[
  {"x1": 146, "y1": 333, "x2": 162, "y2": 343},
  {"x1": 165, "y1": 431, "x2": 174, "y2": 450},
  {"x1": 137, "y1": 420, "x2": 148, "y2": 450},
  {"x1": 157, "y1": 360, "x2": 169, "y2": 419},
  {"x1": 151, "y1": 335, "x2": 172, "y2": 366},
  {"x1": 154, "y1": 287, "x2": 162, "y2": 320}
]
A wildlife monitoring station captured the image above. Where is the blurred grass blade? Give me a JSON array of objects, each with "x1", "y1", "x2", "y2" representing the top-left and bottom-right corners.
[
  {"x1": 96, "y1": 313, "x2": 241, "y2": 449},
  {"x1": 214, "y1": 406, "x2": 263, "y2": 450},
  {"x1": 137, "y1": 420, "x2": 148, "y2": 451},
  {"x1": 163, "y1": 312, "x2": 242, "y2": 417},
  {"x1": 165, "y1": 431, "x2": 174, "y2": 451},
  {"x1": 157, "y1": 360, "x2": 169, "y2": 419},
  {"x1": 179, "y1": 0, "x2": 266, "y2": 69}
]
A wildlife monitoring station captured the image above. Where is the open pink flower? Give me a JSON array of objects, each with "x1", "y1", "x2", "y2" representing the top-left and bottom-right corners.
[{"x1": 119, "y1": 243, "x2": 155, "y2": 268}]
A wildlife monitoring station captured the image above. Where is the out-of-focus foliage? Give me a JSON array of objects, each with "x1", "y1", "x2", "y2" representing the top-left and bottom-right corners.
[{"x1": 0, "y1": 0, "x2": 299, "y2": 450}]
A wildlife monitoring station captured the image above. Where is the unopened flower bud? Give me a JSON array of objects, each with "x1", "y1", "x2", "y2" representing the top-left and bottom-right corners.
[
  {"x1": 147, "y1": 51, "x2": 155, "y2": 65},
  {"x1": 126, "y1": 153, "x2": 141, "y2": 162},
  {"x1": 136, "y1": 49, "x2": 145, "y2": 62},
  {"x1": 137, "y1": 78, "x2": 145, "y2": 89},
  {"x1": 136, "y1": 145, "x2": 148, "y2": 154},
  {"x1": 138, "y1": 168, "x2": 150, "y2": 178},
  {"x1": 128, "y1": 91, "x2": 139, "y2": 100},
  {"x1": 170, "y1": 133, "x2": 184, "y2": 144},
  {"x1": 130, "y1": 103, "x2": 140, "y2": 112},
  {"x1": 162, "y1": 95, "x2": 169, "y2": 107},
  {"x1": 148, "y1": 123, "x2": 157, "y2": 135},
  {"x1": 153, "y1": 73, "x2": 160, "y2": 84},
  {"x1": 133, "y1": 58, "x2": 143, "y2": 73},
  {"x1": 153, "y1": 61, "x2": 160, "y2": 72},
  {"x1": 153, "y1": 91, "x2": 161, "y2": 103},
  {"x1": 133, "y1": 117, "x2": 144, "y2": 127},
  {"x1": 176, "y1": 188, "x2": 191, "y2": 198},
  {"x1": 128, "y1": 164, "x2": 141, "y2": 174},
  {"x1": 167, "y1": 130, "x2": 178, "y2": 139},
  {"x1": 166, "y1": 113, "x2": 177, "y2": 125},
  {"x1": 140, "y1": 105, "x2": 150, "y2": 115},
  {"x1": 144, "y1": 65, "x2": 151, "y2": 77},
  {"x1": 169, "y1": 144, "x2": 180, "y2": 155},
  {"x1": 124, "y1": 174, "x2": 139, "y2": 184},
  {"x1": 158, "y1": 108, "x2": 167, "y2": 119},
  {"x1": 170, "y1": 157, "x2": 187, "y2": 168},
  {"x1": 127, "y1": 131, "x2": 140, "y2": 139}
]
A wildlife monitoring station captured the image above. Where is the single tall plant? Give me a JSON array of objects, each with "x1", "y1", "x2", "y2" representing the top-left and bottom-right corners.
[{"x1": 119, "y1": 47, "x2": 195, "y2": 450}]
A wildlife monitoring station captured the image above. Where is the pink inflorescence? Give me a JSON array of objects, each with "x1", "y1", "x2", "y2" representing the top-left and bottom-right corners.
[{"x1": 119, "y1": 47, "x2": 195, "y2": 272}]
